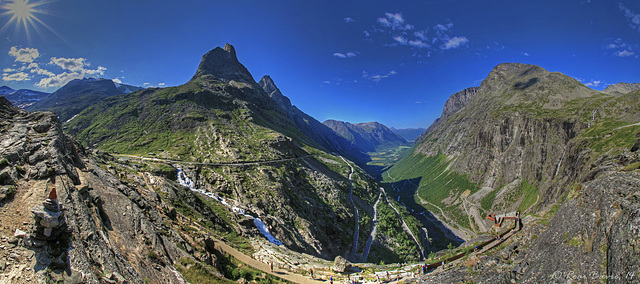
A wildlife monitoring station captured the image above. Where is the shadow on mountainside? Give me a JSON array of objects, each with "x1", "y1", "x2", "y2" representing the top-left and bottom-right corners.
[{"x1": 382, "y1": 177, "x2": 465, "y2": 254}]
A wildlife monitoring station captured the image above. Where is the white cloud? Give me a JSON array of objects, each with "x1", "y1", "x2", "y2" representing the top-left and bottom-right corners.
[
  {"x1": 620, "y1": 3, "x2": 640, "y2": 31},
  {"x1": 8, "y1": 46, "x2": 40, "y2": 63},
  {"x1": 50, "y1": 57, "x2": 87, "y2": 72},
  {"x1": 414, "y1": 30, "x2": 429, "y2": 41},
  {"x1": 615, "y1": 50, "x2": 635, "y2": 57},
  {"x1": 363, "y1": 31, "x2": 370, "y2": 37},
  {"x1": 84, "y1": 66, "x2": 106, "y2": 75},
  {"x1": 605, "y1": 38, "x2": 636, "y2": 58},
  {"x1": 344, "y1": 17, "x2": 355, "y2": 23},
  {"x1": 362, "y1": 70, "x2": 398, "y2": 82},
  {"x1": 49, "y1": 57, "x2": 106, "y2": 77},
  {"x1": 3, "y1": 67, "x2": 16, "y2": 73},
  {"x1": 35, "y1": 72, "x2": 82, "y2": 88},
  {"x1": 323, "y1": 81, "x2": 330, "y2": 84},
  {"x1": 393, "y1": 36, "x2": 408, "y2": 45},
  {"x1": 435, "y1": 22, "x2": 453, "y2": 31},
  {"x1": 333, "y1": 51, "x2": 358, "y2": 58},
  {"x1": 30, "y1": 67, "x2": 55, "y2": 77},
  {"x1": 377, "y1": 12, "x2": 413, "y2": 30},
  {"x1": 441, "y1": 36, "x2": 469, "y2": 50},
  {"x1": 408, "y1": 40, "x2": 430, "y2": 48},
  {"x1": 27, "y1": 62, "x2": 38, "y2": 69},
  {"x1": 158, "y1": 83, "x2": 166, "y2": 87},
  {"x1": 112, "y1": 78, "x2": 122, "y2": 84},
  {"x1": 521, "y1": 52, "x2": 530, "y2": 56},
  {"x1": 3, "y1": 72, "x2": 30, "y2": 81},
  {"x1": 584, "y1": 80, "x2": 601, "y2": 87}
]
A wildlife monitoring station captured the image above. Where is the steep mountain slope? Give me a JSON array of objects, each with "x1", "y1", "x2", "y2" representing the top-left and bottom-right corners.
[
  {"x1": 258, "y1": 75, "x2": 368, "y2": 164},
  {"x1": 386, "y1": 63, "x2": 639, "y2": 238},
  {"x1": 27, "y1": 78, "x2": 122, "y2": 122},
  {"x1": 602, "y1": 82, "x2": 640, "y2": 95},
  {"x1": 65, "y1": 44, "x2": 380, "y2": 259},
  {"x1": 0, "y1": 86, "x2": 50, "y2": 108},
  {"x1": 323, "y1": 120, "x2": 408, "y2": 153}
]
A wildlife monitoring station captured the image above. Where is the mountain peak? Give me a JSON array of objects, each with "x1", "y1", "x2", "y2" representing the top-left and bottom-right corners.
[
  {"x1": 602, "y1": 82, "x2": 640, "y2": 95},
  {"x1": 191, "y1": 43, "x2": 255, "y2": 84},
  {"x1": 486, "y1": 63, "x2": 548, "y2": 81}
]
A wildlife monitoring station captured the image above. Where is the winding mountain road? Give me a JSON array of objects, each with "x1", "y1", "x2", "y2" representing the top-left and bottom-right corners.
[{"x1": 115, "y1": 154, "x2": 314, "y2": 167}]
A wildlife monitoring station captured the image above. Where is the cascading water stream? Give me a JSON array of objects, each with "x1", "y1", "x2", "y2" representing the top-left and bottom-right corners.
[{"x1": 176, "y1": 169, "x2": 283, "y2": 246}]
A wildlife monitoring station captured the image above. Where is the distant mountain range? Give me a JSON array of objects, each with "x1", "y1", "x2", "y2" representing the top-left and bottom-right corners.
[
  {"x1": 26, "y1": 78, "x2": 141, "y2": 122},
  {"x1": 0, "y1": 86, "x2": 50, "y2": 108},
  {"x1": 602, "y1": 82, "x2": 640, "y2": 95},
  {"x1": 323, "y1": 120, "x2": 407, "y2": 153},
  {"x1": 390, "y1": 127, "x2": 426, "y2": 142}
]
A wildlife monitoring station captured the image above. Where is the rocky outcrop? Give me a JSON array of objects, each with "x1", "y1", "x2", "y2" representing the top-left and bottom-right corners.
[{"x1": 1, "y1": 97, "x2": 195, "y2": 283}]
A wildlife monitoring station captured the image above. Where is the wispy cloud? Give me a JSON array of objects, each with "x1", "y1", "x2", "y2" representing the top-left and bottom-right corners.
[
  {"x1": 8, "y1": 46, "x2": 39, "y2": 63},
  {"x1": 143, "y1": 82, "x2": 166, "y2": 88},
  {"x1": 373, "y1": 16, "x2": 467, "y2": 51},
  {"x1": 615, "y1": 50, "x2": 635, "y2": 57},
  {"x1": 521, "y1": 52, "x2": 530, "y2": 56},
  {"x1": 441, "y1": 36, "x2": 469, "y2": 50},
  {"x1": 486, "y1": 42, "x2": 505, "y2": 51},
  {"x1": 344, "y1": 17, "x2": 355, "y2": 23},
  {"x1": 362, "y1": 70, "x2": 398, "y2": 82},
  {"x1": 619, "y1": 3, "x2": 640, "y2": 32},
  {"x1": 584, "y1": 80, "x2": 601, "y2": 87},
  {"x1": 605, "y1": 38, "x2": 637, "y2": 58},
  {"x1": 377, "y1": 12, "x2": 413, "y2": 30},
  {"x1": 333, "y1": 51, "x2": 359, "y2": 58}
]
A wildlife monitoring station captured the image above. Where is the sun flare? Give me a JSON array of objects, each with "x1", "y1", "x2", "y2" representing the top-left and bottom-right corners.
[{"x1": 1, "y1": 0, "x2": 48, "y2": 43}]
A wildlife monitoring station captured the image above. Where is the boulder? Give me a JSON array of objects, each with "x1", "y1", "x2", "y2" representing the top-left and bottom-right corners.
[{"x1": 332, "y1": 255, "x2": 352, "y2": 273}]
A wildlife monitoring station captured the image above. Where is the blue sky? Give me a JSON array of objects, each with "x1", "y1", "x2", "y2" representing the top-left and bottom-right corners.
[{"x1": 1, "y1": 0, "x2": 639, "y2": 128}]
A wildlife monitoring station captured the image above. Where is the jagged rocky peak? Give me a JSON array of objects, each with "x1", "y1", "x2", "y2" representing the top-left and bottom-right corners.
[
  {"x1": 192, "y1": 43, "x2": 255, "y2": 84},
  {"x1": 259, "y1": 75, "x2": 292, "y2": 110}
]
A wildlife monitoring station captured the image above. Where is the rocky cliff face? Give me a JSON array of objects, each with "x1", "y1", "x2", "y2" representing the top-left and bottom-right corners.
[{"x1": 388, "y1": 63, "x2": 640, "y2": 241}]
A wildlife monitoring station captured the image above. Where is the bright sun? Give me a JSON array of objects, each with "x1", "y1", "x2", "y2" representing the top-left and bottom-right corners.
[{"x1": 1, "y1": 0, "x2": 48, "y2": 43}]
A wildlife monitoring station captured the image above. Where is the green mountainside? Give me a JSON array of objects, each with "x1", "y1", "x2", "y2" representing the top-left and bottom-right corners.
[{"x1": 64, "y1": 44, "x2": 384, "y2": 260}]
